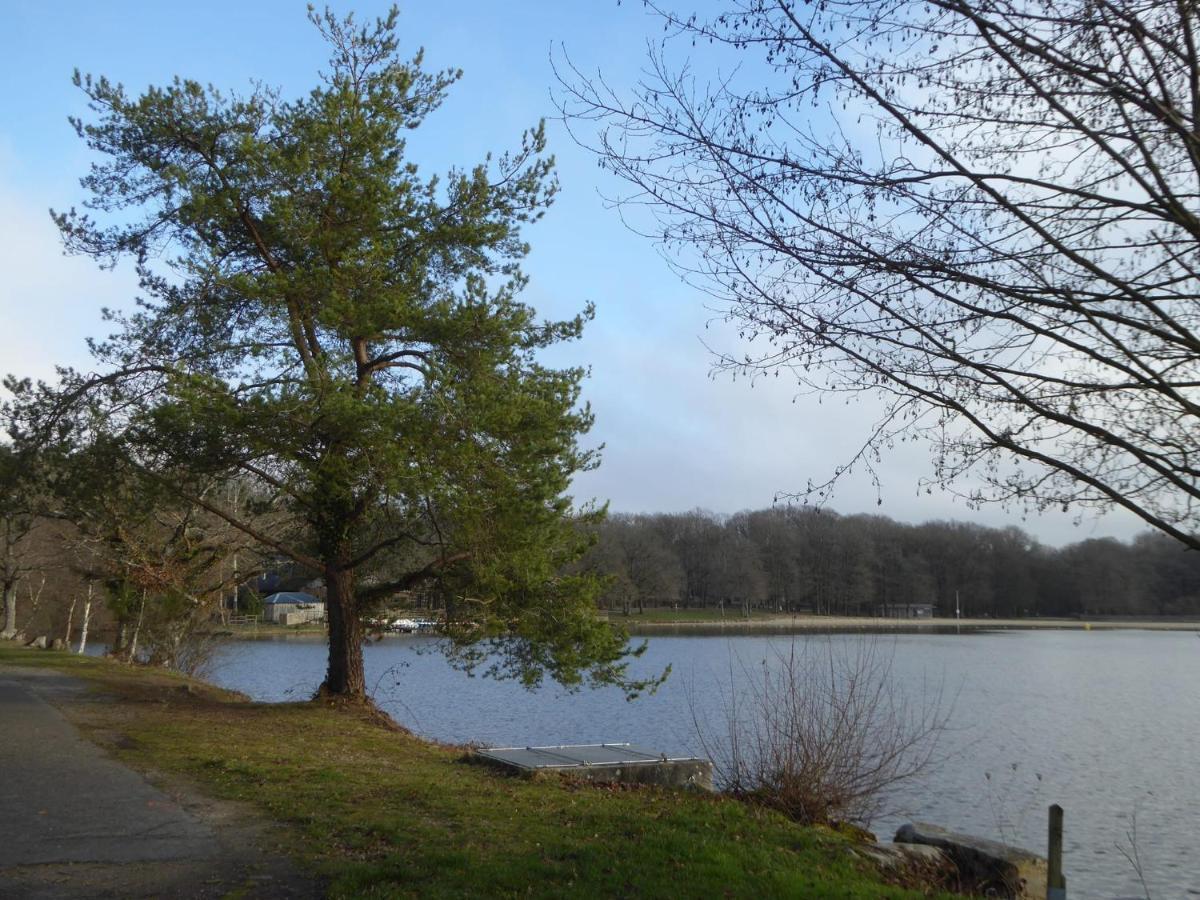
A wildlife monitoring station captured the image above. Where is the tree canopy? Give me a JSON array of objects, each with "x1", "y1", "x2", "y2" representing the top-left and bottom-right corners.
[
  {"x1": 562, "y1": 0, "x2": 1200, "y2": 547},
  {"x1": 8, "y1": 7, "x2": 647, "y2": 698}
]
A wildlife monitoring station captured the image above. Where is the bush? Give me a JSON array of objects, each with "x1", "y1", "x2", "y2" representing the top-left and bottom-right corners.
[{"x1": 692, "y1": 636, "x2": 950, "y2": 827}]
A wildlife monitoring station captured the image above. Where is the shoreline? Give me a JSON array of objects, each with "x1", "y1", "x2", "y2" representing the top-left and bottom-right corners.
[
  {"x1": 208, "y1": 614, "x2": 1200, "y2": 642},
  {"x1": 621, "y1": 614, "x2": 1200, "y2": 634}
]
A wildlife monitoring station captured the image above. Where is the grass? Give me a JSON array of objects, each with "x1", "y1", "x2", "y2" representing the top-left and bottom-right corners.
[
  {"x1": 0, "y1": 643, "x2": 957, "y2": 899},
  {"x1": 212, "y1": 622, "x2": 326, "y2": 637}
]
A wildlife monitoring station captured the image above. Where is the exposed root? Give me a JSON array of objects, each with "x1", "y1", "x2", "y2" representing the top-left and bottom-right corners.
[{"x1": 311, "y1": 684, "x2": 411, "y2": 734}]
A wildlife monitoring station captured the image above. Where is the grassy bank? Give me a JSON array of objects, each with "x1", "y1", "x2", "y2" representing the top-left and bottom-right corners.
[{"x1": 0, "y1": 644, "x2": 955, "y2": 898}]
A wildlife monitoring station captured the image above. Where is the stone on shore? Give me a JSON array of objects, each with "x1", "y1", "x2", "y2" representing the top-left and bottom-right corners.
[
  {"x1": 856, "y1": 841, "x2": 957, "y2": 884},
  {"x1": 26, "y1": 635, "x2": 48, "y2": 650},
  {"x1": 49, "y1": 638, "x2": 66, "y2": 651},
  {"x1": 895, "y1": 822, "x2": 1047, "y2": 899}
]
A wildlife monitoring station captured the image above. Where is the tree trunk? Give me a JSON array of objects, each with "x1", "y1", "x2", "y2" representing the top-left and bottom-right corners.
[
  {"x1": 127, "y1": 589, "x2": 146, "y2": 663},
  {"x1": 78, "y1": 585, "x2": 93, "y2": 655},
  {"x1": 322, "y1": 561, "x2": 366, "y2": 698},
  {"x1": 28, "y1": 575, "x2": 45, "y2": 623},
  {"x1": 1, "y1": 580, "x2": 16, "y2": 638},
  {"x1": 113, "y1": 622, "x2": 127, "y2": 654},
  {"x1": 64, "y1": 595, "x2": 77, "y2": 646}
]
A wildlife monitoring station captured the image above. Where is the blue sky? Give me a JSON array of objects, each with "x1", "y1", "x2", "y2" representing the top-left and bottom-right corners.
[{"x1": 0, "y1": 0, "x2": 1144, "y2": 545}]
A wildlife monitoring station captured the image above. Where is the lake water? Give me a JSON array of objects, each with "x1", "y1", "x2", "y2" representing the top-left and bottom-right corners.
[{"x1": 206, "y1": 629, "x2": 1200, "y2": 898}]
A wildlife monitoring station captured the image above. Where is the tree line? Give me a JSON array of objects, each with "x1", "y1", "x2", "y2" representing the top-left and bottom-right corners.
[{"x1": 585, "y1": 507, "x2": 1200, "y2": 619}]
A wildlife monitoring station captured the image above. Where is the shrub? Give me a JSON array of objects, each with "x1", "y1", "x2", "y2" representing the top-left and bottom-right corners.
[{"x1": 692, "y1": 636, "x2": 950, "y2": 827}]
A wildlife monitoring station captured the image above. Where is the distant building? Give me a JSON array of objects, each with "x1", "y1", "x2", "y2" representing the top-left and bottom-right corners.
[
  {"x1": 877, "y1": 602, "x2": 935, "y2": 619},
  {"x1": 263, "y1": 592, "x2": 325, "y2": 625}
]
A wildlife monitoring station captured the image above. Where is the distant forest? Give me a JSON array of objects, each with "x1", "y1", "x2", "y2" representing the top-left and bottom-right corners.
[{"x1": 584, "y1": 507, "x2": 1200, "y2": 618}]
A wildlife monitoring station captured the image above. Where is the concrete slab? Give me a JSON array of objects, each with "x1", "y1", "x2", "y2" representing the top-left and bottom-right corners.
[{"x1": 476, "y1": 743, "x2": 714, "y2": 790}]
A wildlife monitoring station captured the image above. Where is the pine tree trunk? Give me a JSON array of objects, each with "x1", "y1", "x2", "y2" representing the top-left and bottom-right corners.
[
  {"x1": 1, "y1": 581, "x2": 16, "y2": 638},
  {"x1": 323, "y1": 561, "x2": 366, "y2": 698}
]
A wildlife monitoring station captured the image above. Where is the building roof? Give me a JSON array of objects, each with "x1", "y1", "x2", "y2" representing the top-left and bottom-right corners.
[{"x1": 263, "y1": 591, "x2": 322, "y2": 606}]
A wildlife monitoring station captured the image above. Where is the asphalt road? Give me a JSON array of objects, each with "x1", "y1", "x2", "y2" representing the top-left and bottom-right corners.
[{"x1": 0, "y1": 666, "x2": 320, "y2": 899}]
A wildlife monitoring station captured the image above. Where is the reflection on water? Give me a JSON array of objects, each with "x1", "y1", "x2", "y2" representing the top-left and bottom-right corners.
[{"x1": 207, "y1": 630, "x2": 1200, "y2": 898}]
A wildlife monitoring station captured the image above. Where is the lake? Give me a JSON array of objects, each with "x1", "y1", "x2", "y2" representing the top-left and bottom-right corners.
[{"x1": 206, "y1": 629, "x2": 1200, "y2": 898}]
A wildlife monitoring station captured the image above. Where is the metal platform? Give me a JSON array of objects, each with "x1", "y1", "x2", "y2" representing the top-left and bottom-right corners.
[{"x1": 474, "y1": 743, "x2": 713, "y2": 790}]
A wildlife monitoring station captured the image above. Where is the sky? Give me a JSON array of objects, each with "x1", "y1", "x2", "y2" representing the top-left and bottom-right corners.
[{"x1": 0, "y1": 0, "x2": 1146, "y2": 546}]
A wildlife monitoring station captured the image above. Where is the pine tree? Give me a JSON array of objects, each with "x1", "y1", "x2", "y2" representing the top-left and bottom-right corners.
[{"x1": 24, "y1": 7, "x2": 644, "y2": 700}]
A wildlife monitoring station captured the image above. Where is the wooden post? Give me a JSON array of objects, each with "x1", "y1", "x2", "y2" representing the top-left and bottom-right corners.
[{"x1": 1047, "y1": 803, "x2": 1066, "y2": 899}]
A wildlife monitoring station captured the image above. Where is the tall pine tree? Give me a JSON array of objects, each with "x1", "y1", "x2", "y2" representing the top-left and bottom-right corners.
[{"x1": 23, "y1": 7, "x2": 644, "y2": 700}]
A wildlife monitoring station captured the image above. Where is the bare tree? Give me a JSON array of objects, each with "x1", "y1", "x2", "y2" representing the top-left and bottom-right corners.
[
  {"x1": 562, "y1": 0, "x2": 1200, "y2": 546},
  {"x1": 691, "y1": 635, "x2": 949, "y2": 826}
]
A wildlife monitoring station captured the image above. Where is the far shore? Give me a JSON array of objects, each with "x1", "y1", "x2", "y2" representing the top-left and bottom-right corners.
[
  {"x1": 617, "y1": 614, "x2": 1200, "y2": 634},
  {"x1": 210, "y1": 613, "x2": 1200, "y2": 640}
]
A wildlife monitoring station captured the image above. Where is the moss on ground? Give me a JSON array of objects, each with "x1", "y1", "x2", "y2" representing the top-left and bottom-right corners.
[{"x1": 0, "y1": 644, "x2": 958, "y2": 899}]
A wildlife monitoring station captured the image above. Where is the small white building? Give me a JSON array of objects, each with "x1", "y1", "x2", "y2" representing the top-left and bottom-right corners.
[{"x1": 263, "y1": 592, "x2": 325, "y2": 625}]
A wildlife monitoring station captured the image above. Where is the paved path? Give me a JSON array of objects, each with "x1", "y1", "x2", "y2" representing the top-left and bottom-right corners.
[{"x1": 0, "y1": 667, "x2": 321, "y2": 898}]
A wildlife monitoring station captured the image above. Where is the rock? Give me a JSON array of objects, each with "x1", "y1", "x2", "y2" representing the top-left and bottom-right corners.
[
  {"x1": 49, "y1": 638, "x2": 66, "y2": 651},
  {"x1": 25, "y1": 635, "x2": 48, "y2": 650},
  {"x1": 858, "y1": 841, "x2": 957, "y2": 879},
  {"x1": 895, "y1": 822, "x2": 1047, "y2": 899}
]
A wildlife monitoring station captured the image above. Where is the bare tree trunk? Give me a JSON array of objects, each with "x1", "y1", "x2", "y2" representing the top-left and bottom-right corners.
[
  {"x1": 127, "y1": 589, "x2": 147, "y2": 663},
  {"x1": 78, "y1": 584, "x2": 93, "y2": 655},
  {"x1": 322, "y1": 560, "x2": 365, "y2": 698},
  {"x1": 63, "y1": 595, "x2": 77, "y2": 646},
  {"x1": 27, "y1": 575, "x2": 45, "y2": 622},
  {"x1": 1, "y1": 580, "x2": 16, "y2": 639},
  {"x1": 112, "y1": 622, "x2": 127, "y2": 654},
  {"x1": 220, "y1": 564, "x2": 229, "y2": 626}
]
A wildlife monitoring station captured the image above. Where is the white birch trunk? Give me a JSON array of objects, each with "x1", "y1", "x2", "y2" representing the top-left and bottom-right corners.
[
  {"x1": 26, "y1": 575, "x2": 45, "y2": 631},
  {"x1": 127, "y1": 589, "x2": 147, "y2": 663},
  {"x1": 1, "y1": 582, "x2": 15, "y2": 639},
  {"x1": 63, "y1": 595, "x2": 77, "y2": 646},
  {"x1": 77, "y1": 585, "x2": 93, "y2": 655}
]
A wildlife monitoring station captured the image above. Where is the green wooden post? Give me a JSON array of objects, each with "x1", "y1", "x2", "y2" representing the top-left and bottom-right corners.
[{"x1": 1047, "y1": 804, "x2": 1066, "y2": 899}]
